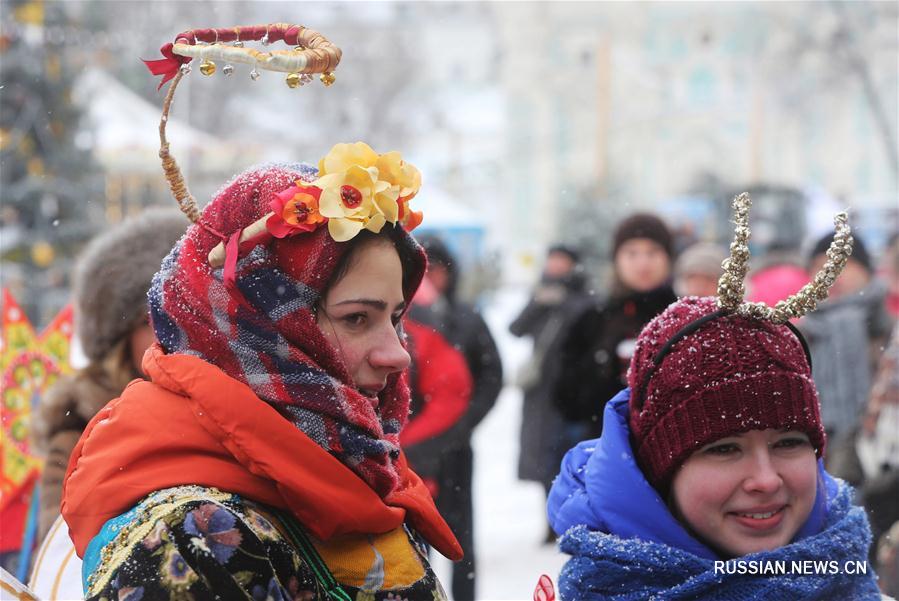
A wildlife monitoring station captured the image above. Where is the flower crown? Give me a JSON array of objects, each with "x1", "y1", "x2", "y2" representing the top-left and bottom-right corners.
[
  {"x1": 206, "y1": 143, "x2": 422, "y2": 269},
  {"x1": 268, "y1": 142, "x2": 422, "y2": 243}
]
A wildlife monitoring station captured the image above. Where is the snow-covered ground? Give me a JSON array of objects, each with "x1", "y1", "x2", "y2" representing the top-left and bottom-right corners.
[{"x1": 431, "y1": 287, "x2": 569, "y2": 601}]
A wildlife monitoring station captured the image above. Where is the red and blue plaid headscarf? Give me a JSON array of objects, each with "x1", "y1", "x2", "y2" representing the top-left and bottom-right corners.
[{"x1": 149, "y1": 163, "x2": 426, "y2": 497}]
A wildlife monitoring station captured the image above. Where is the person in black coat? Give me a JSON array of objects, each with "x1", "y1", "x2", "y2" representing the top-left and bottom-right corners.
[
  {"x1": 555, "y1": 214, "x2": 677, "y2": 444},
  {"x1": 405, "y1": 236, "x2": 502, "y2": 601},
  {"x1": 510, "y1": 245, "x2": 592, "y2": 541}
]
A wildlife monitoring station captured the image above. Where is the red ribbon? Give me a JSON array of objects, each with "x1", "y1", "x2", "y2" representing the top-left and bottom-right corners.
[
  {"x1": 141, "y1": 43, "x2": 189, "y2": 91},
  {"x1": 223, "y1": 230, "x2": 242, "y2": 291}
]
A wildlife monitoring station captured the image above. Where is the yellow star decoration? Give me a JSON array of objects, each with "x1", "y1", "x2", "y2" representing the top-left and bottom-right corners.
[{"x1": 0, "y1": 289, "x2": 73, "y2": 512}]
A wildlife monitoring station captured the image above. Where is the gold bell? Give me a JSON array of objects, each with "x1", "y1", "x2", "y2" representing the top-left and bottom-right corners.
[
  {"x1": 320, "y1": 72, "x2": 336, "y2": 87},
  {"x1": 294, "y1": 45, "x2": 305, "y2": 51},
  {"x1": 286, "y1": 73, "x2": 302, "y2": 88},
  {"x1": 199, "y1": 60, "x2": 216, "y2": 76}
]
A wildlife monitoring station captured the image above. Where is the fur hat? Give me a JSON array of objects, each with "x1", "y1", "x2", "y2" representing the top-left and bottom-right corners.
[
  {"x1": 627, "y1": 296, "x2": 826, "y2": 489},
  {"x1": 613, "y1": 213, "x2": 673, "y2": 258},
  {"x1": 74, "y1": 208, "x2": 186, "y2": 362}
]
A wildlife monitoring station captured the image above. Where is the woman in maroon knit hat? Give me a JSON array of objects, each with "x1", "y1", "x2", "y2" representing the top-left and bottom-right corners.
[{"x1": 547, "y1": 195, "x2": 882, "y2": 600}]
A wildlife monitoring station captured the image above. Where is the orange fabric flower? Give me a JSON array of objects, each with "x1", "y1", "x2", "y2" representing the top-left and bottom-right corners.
[{"x1": 266, "y1": 183, "x2": 327, "y2": 238}]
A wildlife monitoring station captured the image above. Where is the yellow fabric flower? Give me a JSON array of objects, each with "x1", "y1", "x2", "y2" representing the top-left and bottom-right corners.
[
  {"x1": 318, "y1": 142, "x2": 380, "y2": 177},
  {"x1": 314, "y1": 142, "x2": 423, "y2": 241},
  {"x1": 317, "y1": 165, "x2": 398, "y2": 242},
  {"x1": 375, "y1": 151, "x2": 422, "y2": 202}
]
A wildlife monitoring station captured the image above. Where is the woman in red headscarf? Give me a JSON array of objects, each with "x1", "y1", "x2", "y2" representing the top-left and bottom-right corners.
[{"x1": 62, "y1": 144, "x2": 461, "y2": 601}]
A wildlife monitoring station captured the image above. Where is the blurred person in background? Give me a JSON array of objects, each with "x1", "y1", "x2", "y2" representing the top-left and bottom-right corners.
[
  {"x1": 509, "y1": 244, "x2": 591, "y2": 543},
  {"x1": 745, "y1": 243, "x2": 809, "y2": 307},
  {"x1": 880, "y1": 232, "x2": 899, "y2": 318},
  {"x1": 406, "y1": 236, "x2": 502, "y2": 601},
  {"x1": 555, "y1": 214, "x2": 676, "y2": 445},
  {"x1": 878, "y1": 520, "x2": 899, "y2": 599},
  {"x1": 32, "y1": 208, "x2": 186, "y2": 543},
  {"x1": 857, "y1": 325, "x2": 899, "y2": 597},
  {"x1": 798, "y1": 232, "x2": 893, "y2": 453},
  {"x1": 673, "y1": 242, "x2": 725, "y2": 298},
  {"x1": 401, "y1": 316, "x2": 473, "y2": 597}
]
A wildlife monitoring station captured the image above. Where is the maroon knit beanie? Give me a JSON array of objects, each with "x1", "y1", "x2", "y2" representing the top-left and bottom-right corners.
[
  {"x1": 613, "y1": 213, "x2": 674, "y2": 258},
  {"x1": 627, "y1": 296, "x2": 826, "y2": 489}
]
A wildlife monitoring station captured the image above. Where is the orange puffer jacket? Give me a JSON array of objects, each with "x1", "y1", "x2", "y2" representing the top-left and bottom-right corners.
[{"x1": 62, "y1": 344, "x2": 462, "y2": 560}]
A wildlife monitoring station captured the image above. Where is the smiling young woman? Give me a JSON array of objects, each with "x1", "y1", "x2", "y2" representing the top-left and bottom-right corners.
[
  {"x1": 671, "y1": 429, "x2": 819, "y2": 558},
  {"x1": 547, "y1": 198, "x2": 882, "y2": 600}
]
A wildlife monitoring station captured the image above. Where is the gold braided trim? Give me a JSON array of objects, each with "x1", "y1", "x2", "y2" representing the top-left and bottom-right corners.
[
  {"x1": 86, "y1": 486, "x2": 232, "y2": 595},
  {"x1": 158, "y1": 71, "x2": 199, "y2": 223},
  {"x1": 716, "y1": 192, "x2": 853, "y2": 324}
]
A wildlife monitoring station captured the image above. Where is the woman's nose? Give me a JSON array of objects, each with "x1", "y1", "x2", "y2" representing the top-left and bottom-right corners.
[
  {"x1": 368, "y1": 325, "x2": 411, "y2": 373},
  {"x1": 742, "y1": 450, "x2": 783, "y2": 494}
]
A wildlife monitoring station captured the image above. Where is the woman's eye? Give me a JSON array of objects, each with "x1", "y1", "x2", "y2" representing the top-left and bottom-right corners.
[
  {"x1": 704, "y1": 443, "x2": 739, "y2": 456},
  {"x1": 342, "y1": 313, "x2": 367, "y2": 327},
  {"x1": 774, "y1": 437, "x2": 809, "y2": 450}
]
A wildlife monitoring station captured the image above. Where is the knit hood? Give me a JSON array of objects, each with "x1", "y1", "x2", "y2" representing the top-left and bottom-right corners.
[{"x1": 148, "y1": 162, "x2": 427, "y2": 497}]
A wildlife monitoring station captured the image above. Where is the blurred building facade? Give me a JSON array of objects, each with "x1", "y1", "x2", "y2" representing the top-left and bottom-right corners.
[
  {"x1": 2, "y1": 1, "x2": 896, "y2": 324},
  {"x1": 491, "y1": 1, "x2": 897, "y2": 281}
]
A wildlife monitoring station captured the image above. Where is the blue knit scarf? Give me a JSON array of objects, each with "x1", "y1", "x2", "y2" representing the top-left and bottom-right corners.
[
  {"x1": 549, "y1": 391, "x2": 883, "y2": 599},
  {"x1": 548, "y1": 390, "x2": 880, "y2": 601},
  {"x1": 558, "y1": 480, "x2": 881, "y2": 600}
]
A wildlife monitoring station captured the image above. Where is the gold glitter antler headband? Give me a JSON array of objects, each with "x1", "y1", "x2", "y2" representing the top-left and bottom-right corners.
[
  {"x1": 633, "y1": 192, "x2": 849, "y2": 409},
  {"x1": 716, "y1": 192, "x2": 853, "y2": 324}
]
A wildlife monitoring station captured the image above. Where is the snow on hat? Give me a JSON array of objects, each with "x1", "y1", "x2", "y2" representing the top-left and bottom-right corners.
[
  {"x1": 626, "y1": 193, "x2": 856, "y2": 489},
  {"x1": 73, "y1": 208, "x2": 186, "y2": 362},
  {"x1": 627, "y1": 296, "x2": 825, "y2": 488},
  {"x1": 613, "y1": 213, "x2": 674, "y2": 258}
]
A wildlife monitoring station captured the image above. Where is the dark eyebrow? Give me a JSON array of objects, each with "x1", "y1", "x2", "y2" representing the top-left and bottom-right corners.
[{"x1": 332, "y1": 299, "x2": 406, "y2": 312}]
